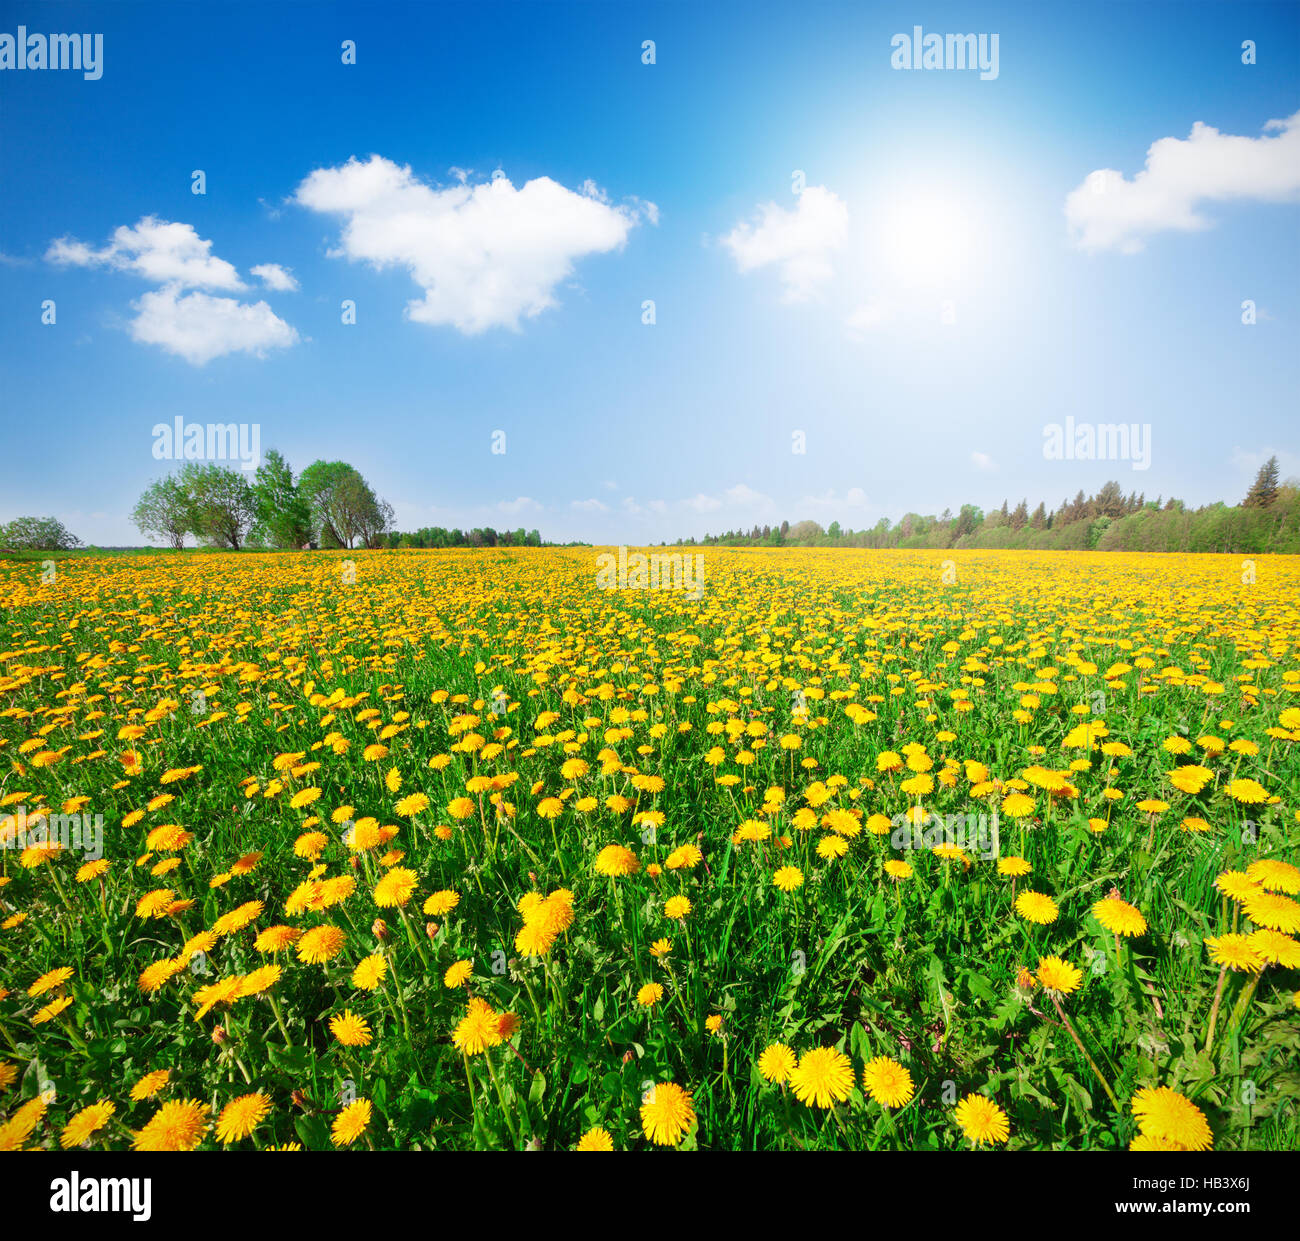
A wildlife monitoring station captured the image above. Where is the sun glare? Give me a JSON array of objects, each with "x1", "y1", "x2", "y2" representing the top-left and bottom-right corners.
[{"x1": 880, "y1": 196, "x2": 977, "y2": 288}]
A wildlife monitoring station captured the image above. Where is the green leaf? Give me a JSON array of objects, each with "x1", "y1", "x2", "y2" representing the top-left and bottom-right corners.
[
  {"x1": 266, "y1": 1042, "x2": 315, "y2": 1075},
  {"x1": 293, "y1": 1113, "x2": 332, "y2": 1150},
  {"x1": 966, "y1": 972, "x2": 996, "y2": 1005}
]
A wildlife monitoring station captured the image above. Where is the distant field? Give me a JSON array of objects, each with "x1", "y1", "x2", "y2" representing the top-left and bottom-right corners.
[{"x1": 1, "y1": 548, "x2": 1297, "y2": 1150}]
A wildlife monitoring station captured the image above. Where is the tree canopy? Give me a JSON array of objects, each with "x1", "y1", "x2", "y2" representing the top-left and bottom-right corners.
[
  {"x1": 132, "y1": 454, "x2": 397, "y2": 551},
  {"x1": 0, "y1": 516, "x2": 83, "y2": 551}
]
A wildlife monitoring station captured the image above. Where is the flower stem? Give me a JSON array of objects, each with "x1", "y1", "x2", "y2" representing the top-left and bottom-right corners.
[{"x1": 1051, "y1": 994, "x2": 1119, "y2": 1112}]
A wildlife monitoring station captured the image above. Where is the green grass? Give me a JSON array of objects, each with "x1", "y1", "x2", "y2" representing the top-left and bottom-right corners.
[{"x1": 0, "y1": 547, "x2": 1297, "y2": 1150}]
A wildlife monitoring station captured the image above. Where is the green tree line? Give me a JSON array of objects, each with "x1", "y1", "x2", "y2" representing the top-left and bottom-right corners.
[
  {"x1": 131, "y1": 454, "x2": 394, "y2": 551},
  {"x1": 127, "y1": 456, "x2": 546, "y2": 551},
  {"x1": 685, "y1": 458, "x2": 1300, "y2": 555},
  {"x1": 387, "y1": 526, "x2": 542, "y2": 549}
]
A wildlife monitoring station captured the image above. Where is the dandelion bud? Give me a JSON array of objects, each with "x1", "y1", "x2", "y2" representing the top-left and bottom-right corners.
[
  {"x1": 212, "y1": 1025, "x2": 228, "y2": 1045},
  {"x1": 372, "y1": 918, "x2": 391, "y2": 943},
  {"x1": 291, "y1": 1089, "x2": 309, "y2": 1110},
  {"x1": 425, "y1": 921, "x2": 439, "y2": 940}
]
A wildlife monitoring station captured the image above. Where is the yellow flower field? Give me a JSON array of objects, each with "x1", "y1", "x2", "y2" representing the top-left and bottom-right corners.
[{"x1": 0, "y1": 547, "x2": 1297, "y2": 1150}]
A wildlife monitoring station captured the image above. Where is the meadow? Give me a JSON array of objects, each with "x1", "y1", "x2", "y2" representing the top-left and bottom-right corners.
[{"x1": 0, "y1": 546, "x2": 1297, "y2": 1151}]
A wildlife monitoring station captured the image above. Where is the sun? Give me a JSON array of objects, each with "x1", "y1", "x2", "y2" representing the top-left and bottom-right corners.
[{"x1": 880, "y1": 195, "x2": 977, "y2": 288}]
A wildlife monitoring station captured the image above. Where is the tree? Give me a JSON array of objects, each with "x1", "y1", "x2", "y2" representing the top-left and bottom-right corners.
[
  {"x1": 1243, "y1": 456, "x2": 1280, "y2": 508},
  {"x1": 298, "y1": 460, "x2": 354, "y2": 547},
  {"x1": 132, "y1": 476, "x2": 193, "y2": 549},
  {"x1": 1095, "y1": 479, "x2": 1126, "y2": 518},
  {"x1": 253, "y1": 449, "x2": 313, "y2": 548},
  {"x1": 1, "y1": 516, "x2": 82, "y2": 550},
  {"x1": 337, "y1": 472, "x2": 392, "y2": 548},
  {"x1": 181, "y1": 463, "x2": 258, "y2": 550},
  {"x1": 954, "y1": 504, "x2": 983, "y2": 540},
  {"x1": 299, "y1": 460, "x2": 391, "y2": 548},
  {"x1": 787, "y1": 520, "x2": 824, "y2": 544}
]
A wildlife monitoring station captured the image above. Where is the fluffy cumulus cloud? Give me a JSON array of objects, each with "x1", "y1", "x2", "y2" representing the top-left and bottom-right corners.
[
  {"x1": 722, "y1": 185, "x2": 848, "y2": 301},
  {"x1": 46, "y1": 216, "x2": 298, "y2": 365},
  {"x1": 294, "y1": 155, "x2": 644, "y2": 334},
  {"x1": 250, "y1": 263, "x2": 299, "y2": 291},
  {"x1": 971, "y1": 451, "x2": 996, "y2": 471},
  {"x1": 130, "y1": 286, "x2": 299, "y2": 367},
  {"x1": 1066, "y1": 111, "x2": 1300, "y2": 253},
  {"x1": 47, "y1": 216, "x2": 245, "y2": 290}
]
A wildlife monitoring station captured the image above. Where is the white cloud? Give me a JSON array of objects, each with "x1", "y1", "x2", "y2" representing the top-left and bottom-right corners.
[
  {"x1": 1230, "y1": 446, "x2": 1300, "y2": 480},
  {"x1": 390, "y1": 497, "x2": 552, "y2": 533},
  {"x1": 47, "y1": 216, "x2": 245, "y2": 289},
  {"x1": 722, "y1": 185, "x2": 848, "y2": 301},
  {"x1": 294, "y1": 155, "x2": 642, "y2": 333},
  {"x1": 250, "y1": 263, "x2": 299, "y2": 292},
  {"x1": 1066, "y1": 111, "x2": 1300, "y2": 253},
  {"x1": 681, "y1": 484, "x2": 776, "y2": 515},
  {"x1": 571, "y1": 498, "x2": 609, "y2": 513},
  {"x1": 971, "y1": 451, "x2": 997, "y2": 471},
  {"x1": 797, "y1": 487, "x2": 869, "y2": 514},
  {"x1": 497, "y1": 496, "x2": 542, "y2": 516},
  {"x1": 723, "y1": 483, "x2": 775, "y2": 509},
  {"x1": 845, "y1": 301, "x2": 890, "y2": 336},
  {"x1": 45, "y1": 216, "x2": 299, "y2": 365},
  {"x1": 130, "y1": 285, "x2": 299, "y2": 366},
  {"x1": 647, "y1": 499, "x2": 667, "y2": 514}
]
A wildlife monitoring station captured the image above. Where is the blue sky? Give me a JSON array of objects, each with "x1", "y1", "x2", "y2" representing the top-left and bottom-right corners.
[{"x1": 1, "y1": 0, "x2": 1297, "y2": 545}]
